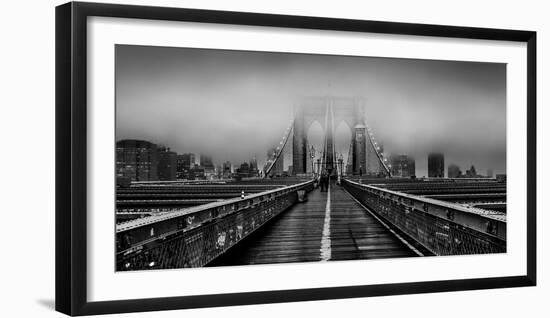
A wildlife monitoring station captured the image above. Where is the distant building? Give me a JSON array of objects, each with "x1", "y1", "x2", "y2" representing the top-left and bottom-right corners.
[
  {"x1": 222, "y1": 161, "x2": 232, "y2": 179},
  {"x1": 157, "y1": 147, "x2": 177, "y2": 181},
  {"x1": 200, "y1": 154, "x2": 215, "y2": 178},
  {"x1": 448, "y1": 164, "x2": 462, "y2": 178},
  {"x1": 428, "y1": 153, "x2": 444, "y2": 178},
  {"x1": 176, "y1": 153, "x2": 195, "y2": 180},
  {"x1": 215, "y1": 164, "x2": 223, "y2": 179},
  {"x1": 249, "y1": 157, "x2": 259, "y2": 177},
  {"x1": 177, "y1": 153, "x2": 194, "y2": 171},
  {"x1": 116, "y1": 176, "x2": 131, "y2": 188},
  {"x1": 116, "y1": 139, "x2": 158, "y2": 181},
  {"x1": 188, "y1": 166, "x2": 205, "y2": 180},
  {"x1": 236, "y1": 162, "x2": 251, "y2": 178},
  {"x1": 465, "y1": 165, "x2": 479, "y2": 178},
  {"x1": 390, "y1": 154, "x2": 415, "y2": 178},
  {"x1": 487, "y1": 168, "x2": 494, "y2": 178}
]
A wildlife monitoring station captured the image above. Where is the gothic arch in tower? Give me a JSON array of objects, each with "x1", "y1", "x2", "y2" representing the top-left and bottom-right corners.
[{"x1": 292, "y1": 97, "x2": 371, "y2": 175}]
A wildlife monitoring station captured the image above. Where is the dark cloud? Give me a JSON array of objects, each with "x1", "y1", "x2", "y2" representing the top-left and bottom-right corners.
[{"x1": 116, "y1": 45, "x2": 506, "y2": 176}]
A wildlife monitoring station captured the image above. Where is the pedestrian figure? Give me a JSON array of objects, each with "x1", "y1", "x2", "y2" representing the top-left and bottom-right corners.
[{"x1": 320, "y1": 172, "x2": 327, "y2": 192}]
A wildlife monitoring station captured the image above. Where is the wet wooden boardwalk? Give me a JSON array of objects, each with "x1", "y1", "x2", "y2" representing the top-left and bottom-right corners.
[{"x1": 212, "y1": 182, "x2": 417, "y2": 266}]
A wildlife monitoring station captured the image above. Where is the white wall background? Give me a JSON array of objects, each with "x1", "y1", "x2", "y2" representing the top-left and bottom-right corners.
[{"x1": 0, "y1": 0, "x2": 547, "y2": 316}]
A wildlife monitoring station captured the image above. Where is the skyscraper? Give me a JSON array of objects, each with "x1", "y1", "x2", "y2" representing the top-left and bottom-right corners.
[
  {"x1": 236, "y1": 162, "x2": 251, "y2": 178},
  {"x1": 428, "y1": 152, "x2": 445, "y2": 178},
  {"x1": 390, "y1": 154, "x2": 415, "y2": 178},
  {"x1": 176, "y1": 153, "x2": 195, "y2": 179},
  {"x1": 200, "y1": 154, "x2": 215, "y2": 178},
  {"x1": 222, "y1": 161, "x2": 232, "y2": 179},
  {"x1": 157, "y1": 146, "x2": 177, "y2": 181},
  {"x1": 116, "y1": 139, "x2": 158, "y2": 181}
]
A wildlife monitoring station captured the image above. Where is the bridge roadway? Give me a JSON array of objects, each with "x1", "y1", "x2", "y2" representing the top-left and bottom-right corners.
[{"x1": 212, "y1": 182, "x2": 418, "y2": 266}]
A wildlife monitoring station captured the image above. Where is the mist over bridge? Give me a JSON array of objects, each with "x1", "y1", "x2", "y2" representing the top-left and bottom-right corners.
[{"x1": 115, "y1": 98, "x2": 506, "y2": 270}]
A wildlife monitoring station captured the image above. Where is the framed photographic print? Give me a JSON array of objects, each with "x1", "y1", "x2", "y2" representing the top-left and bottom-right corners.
[{"x1": 55, "y1": 1, "x2": 536, "y2": 316}]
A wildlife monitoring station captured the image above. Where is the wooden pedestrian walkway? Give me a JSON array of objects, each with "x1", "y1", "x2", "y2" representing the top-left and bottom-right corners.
[{"x1": 211, "y1": 183, "x2": 417, "y2": 266}]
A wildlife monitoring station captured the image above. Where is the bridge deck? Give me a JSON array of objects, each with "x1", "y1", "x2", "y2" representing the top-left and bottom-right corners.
[{"x1": 212, "y1": 183, "x2": 417, "y2": 266}]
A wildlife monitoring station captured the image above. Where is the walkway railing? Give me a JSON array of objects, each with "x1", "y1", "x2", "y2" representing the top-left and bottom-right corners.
[
  {"x1": 342, "y1": 179, "x2": 506, "y2": 256},
  {"x1": 116, "y1": 180, "x2": 314, "y2": 270}
]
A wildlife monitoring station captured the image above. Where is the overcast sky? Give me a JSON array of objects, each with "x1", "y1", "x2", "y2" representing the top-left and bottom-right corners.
[{"x1": 116, "y1": 45, "x2": 506, "y2": 177}]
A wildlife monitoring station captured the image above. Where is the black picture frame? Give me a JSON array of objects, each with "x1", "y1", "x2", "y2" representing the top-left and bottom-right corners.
[{"x1": 55, "y1": 1, "x2": 537, "y2": 316}]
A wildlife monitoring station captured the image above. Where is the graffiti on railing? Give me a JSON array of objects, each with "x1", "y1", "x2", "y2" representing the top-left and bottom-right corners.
[
  {"x1": 116, "y1": 180, "x2": 314, "y2": 270},
  {"x1": 342, "y1": 179, "x2": 506, "y2": 256}
]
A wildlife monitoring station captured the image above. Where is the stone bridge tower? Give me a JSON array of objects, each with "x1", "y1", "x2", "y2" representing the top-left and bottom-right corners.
[{"x1": 292, "y1": 97, "x2": 371, "y2": 175}]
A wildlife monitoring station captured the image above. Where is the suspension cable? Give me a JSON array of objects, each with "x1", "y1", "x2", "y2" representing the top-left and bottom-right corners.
[{"x1": 264, "y1": 119, "x2": 294, "y2": 177}]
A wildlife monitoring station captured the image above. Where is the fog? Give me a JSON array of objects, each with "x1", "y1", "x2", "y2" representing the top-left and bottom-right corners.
[{"x1": 116, "y1": 45, "x2": 506, "y2": 177}]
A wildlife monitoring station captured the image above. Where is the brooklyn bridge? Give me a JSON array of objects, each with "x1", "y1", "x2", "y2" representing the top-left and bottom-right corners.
[{"x1": 116, "y1": 98, "x2": 506, "y2": 270}]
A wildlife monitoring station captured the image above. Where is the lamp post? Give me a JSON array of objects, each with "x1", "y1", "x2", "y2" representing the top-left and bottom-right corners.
[
  {"x1": 337, "y1": 153, "x2": 344, "y2": 184},
  {"x1": 309, "y1": 145, "x2": 316, "y2": 178}
]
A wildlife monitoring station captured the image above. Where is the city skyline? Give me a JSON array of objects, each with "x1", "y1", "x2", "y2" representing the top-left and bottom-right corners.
[
  {"x1": 116, "y1": 136, "x2": 496, "y2": 181},
  {"x1": 116, "y1": 45, "x2": 506, "y2": 177}
]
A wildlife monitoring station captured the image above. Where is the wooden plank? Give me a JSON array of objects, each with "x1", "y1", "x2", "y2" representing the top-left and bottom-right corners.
[
  {"x1": 213, "y1": 188, "x2": 327, "y2": 265},
  {"x1": 213, "y1": 183, "x2": 417, "y2": 266},
  {"x1": 329, "y1": 185, "x2": 417, "y2": 260}
]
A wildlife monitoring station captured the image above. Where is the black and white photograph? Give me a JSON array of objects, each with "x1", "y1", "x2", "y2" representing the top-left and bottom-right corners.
[
  {"x1": 115, "y1": 45, "x2": 507, "y2": 271},
  {"x1": 1, "y1": 0, "x2": 545, "y2": 316}
]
